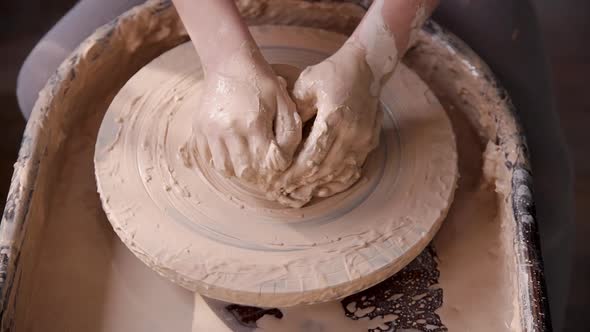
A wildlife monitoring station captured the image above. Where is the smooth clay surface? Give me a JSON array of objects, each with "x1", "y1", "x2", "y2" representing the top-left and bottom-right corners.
[
  {"x1": 9, "y1": 1, "x2": 521, "y2": 331},
  {"x1": 94, "y1": 26, "x2": 457, "y2": 307}
]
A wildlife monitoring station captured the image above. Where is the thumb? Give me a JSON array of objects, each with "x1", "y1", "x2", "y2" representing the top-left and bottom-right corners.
[
  {"x1": 292, "y1": 67, "x2": 319, "y2": 123},
  {"x1": 274, "y1": 77, "x2": 302, "y2": 163}
]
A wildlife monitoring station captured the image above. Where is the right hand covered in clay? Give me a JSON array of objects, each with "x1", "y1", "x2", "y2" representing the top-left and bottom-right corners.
[
  {"x1": 270, "y1": 0, "x2": 439, "y2": 207},
  {"x1": 193, "y1": 45, "x2": 302, "y2": 187},
  {"x1": 270, "y1": 42, "x2": 383, "y2": 207}
]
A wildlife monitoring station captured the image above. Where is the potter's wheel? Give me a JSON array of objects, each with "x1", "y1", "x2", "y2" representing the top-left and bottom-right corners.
[{"x1": 94, "y1": 26, "x2": 458, "y2": 307}]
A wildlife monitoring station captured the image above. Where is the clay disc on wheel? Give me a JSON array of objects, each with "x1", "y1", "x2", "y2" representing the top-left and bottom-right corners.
[{"x1": 94, "y1": 26, "x2": 458, "y2": 307}]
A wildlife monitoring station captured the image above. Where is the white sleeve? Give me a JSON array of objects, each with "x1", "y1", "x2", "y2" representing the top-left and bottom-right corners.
[{"x1": 16, "y1": 0, "x2": 144, "y2": 119}]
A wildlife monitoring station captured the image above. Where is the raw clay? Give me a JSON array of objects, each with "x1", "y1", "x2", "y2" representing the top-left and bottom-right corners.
[{"x1": 94, "y1": 26, "x2": 457, "y2": 307}]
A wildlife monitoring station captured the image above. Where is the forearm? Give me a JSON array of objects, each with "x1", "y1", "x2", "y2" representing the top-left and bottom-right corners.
[
  {"x1": 172, "y1": 0, "x2": 254, "y2": 73},
  {"x1": 349, "y1": 0, "x2": 439, "y2": 83},
  {"x1": 381, "y1": 0, "x2": 438, "y2": 51}
]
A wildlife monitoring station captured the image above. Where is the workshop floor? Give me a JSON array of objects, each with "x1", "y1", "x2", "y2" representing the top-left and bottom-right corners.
[{"x1": 0, "y1": 1, "x2": 587, "y2": 331}]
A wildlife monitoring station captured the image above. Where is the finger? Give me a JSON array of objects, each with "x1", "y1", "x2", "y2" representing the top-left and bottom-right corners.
[
  {"x1": 209, "y1": 138, "x2": 233, "y2": 177},
  {"x1": 265, "y1": 140, "x2": 289, "y2": 173},
  {"x1": 284, "y1": 184, "x2": 315, "y2": 207},
  {"x1": 293, "y1": 115, "x2": 338, "y2": 176},
  {"x1": 286, "y1": 150, "x2": 362, "y2": 201},
  {"x1": 193, "y1": 133, "x2": 212, "y2": 165},
  {"x1": 269, "y1": 163, "x2": 312, "y2": 208},
  {"x1": 247, "y1": 135, "x2": 285, "y2": 180},
  {"x1": 276, "y1": 75, "x2": 288, "y2": 90},
  {"x1": 367, "y1": 107, "x2": 383, "y2": 152},
  {"x1": 316, "y1": 165, "x2": 362, "y2": 198},
  {"x1": 274, "y1": 88, "x2": 302, "y2": 161},
  {"x1": 272, "y1": 168, "x2": 317, "y2": 208},
  {"x1": 225, "y1": 136, "x2": 254, "y2": 181},
  {"x1": 248, "y1": 135, "x2": 266, "y2": 168},
  {"x1": 274, "y1": 143, "x2": 347, "y2": 207},
  {"x1": 309, "y1": 134, "x2": 348, "y2": 180},
  {"x1": 277, "y1": 163, "x2": 359, "y2": 206},
  {"x1": 272, "y1": 184, "x2": 311, "y2": 208},
  {"x1": 292, "y1": 68, "x2": 319, "y2": 122},
  {"x1": 294, "y1": 125, "x2": 350, "y2": 190}
]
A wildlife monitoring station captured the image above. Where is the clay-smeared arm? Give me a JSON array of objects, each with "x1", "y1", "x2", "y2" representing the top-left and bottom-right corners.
[
  {"x1": 172, "y1": 0, "x2": 302, "y2": 188},
  {"x1": 272, "y1": 0, "x2": 439, "y2": 207},
  {"x1": 381, "y1": 0, "x2": 439, "y2": 50},
  {"x1": 351, "y1": 0, "x2": 439, "y2": 85},
  {"x1": 171, "y1": 0, "x2": 253, "y2": 73}
]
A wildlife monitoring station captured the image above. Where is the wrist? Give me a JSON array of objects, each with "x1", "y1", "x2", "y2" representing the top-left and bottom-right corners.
[
  {"x1": 173, "y1": 0, "x2": 256, "y2": 74},
  {"x1": 349, "y1": 2, "x2": 399, "y2": 84},
  {"x1": 343, "y1": 35, "x2": 396, "y2": 91},
  {"x1": 210, "y1": 40, "x2": 273, "y2": 79},
  {"x1": 200, "y1": 35, "x2": 258, "y2": 74}
]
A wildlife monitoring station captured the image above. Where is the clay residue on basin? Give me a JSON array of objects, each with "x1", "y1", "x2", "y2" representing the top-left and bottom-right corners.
[{"x1": 5, "y1": 1, "x2": 522, "y2": 331}]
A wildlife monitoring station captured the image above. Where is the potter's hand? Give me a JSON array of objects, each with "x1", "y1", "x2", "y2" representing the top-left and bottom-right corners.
[
  {"x1": 271, "y1": 0, "x2": 439, "y2": 207},
  {"x1": 193, "y1": 48, "x2": 302, "y2": 185},
  {"x1": 272, "y1": 43, "x2": 382, "y2": 207},
  {"x1": 172, "y1": 0, "x2": 301, "y2": 185}
]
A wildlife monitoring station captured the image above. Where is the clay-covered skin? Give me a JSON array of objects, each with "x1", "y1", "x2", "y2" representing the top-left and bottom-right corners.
[
  {"x1": 174, "y1": 0, "x2": 303, "y2": 189},
  {"x1": 94, "y1": 33, "x2": 458, "y2": 306},
  {"x1": 186, "y1": 0, "x2": 436, "y2": 208},
  {"x1": 268, "y1": 0, "x2": 435, "y2": 207},
  {"x1": 193, "y1": 41, "x2": 302, "y2": 188},
  {"x1": 270, "y1": 43, "x2": 382, "y2": 207}
]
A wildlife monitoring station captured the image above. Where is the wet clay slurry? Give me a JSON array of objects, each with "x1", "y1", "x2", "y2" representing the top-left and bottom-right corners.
[{"x1": 94, "y1": 25, "x2": 457, "y2": 307}]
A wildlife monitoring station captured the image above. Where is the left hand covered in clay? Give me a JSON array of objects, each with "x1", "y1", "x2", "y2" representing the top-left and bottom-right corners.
[
  {"x1": 271, "y1": 42, "x2": 383, "y2": 207},
  {"x1": 193, "y1": 47, "x2": 302, "y2": 186}
]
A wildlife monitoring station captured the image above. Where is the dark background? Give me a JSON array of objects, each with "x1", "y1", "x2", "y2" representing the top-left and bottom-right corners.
[
  {"x1": 0, "y1": 0, "x2": 588, "y2": 331},
  {"x1": 532, "y1": 1, "x2": 589, "y2": 330}
]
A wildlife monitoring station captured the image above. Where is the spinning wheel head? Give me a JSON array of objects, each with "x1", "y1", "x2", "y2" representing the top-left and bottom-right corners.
[{"x1": 94, "y1": 26, "x2": 457, "y2": 307}]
